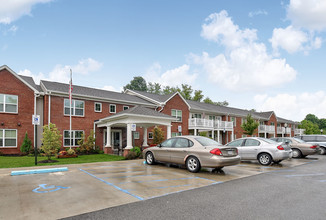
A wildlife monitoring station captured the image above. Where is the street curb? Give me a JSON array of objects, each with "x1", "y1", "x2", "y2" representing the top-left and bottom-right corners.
[{"x1": 11, "y1": 167, "x2": 68, "y2": 176}]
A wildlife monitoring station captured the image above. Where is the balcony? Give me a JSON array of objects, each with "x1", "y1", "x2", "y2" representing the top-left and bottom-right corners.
[
  {"x1": 258, "y1": 125, "x2": 275, "y2": 133},
  {"x1": 277, "y1": 127, "x2": 292, "y2": 134},
  {"x1": 188, "y1": 118, "x2": 233, "y2": 130},
  {"x1": 295, "y1": 129, "x2": 305, "y2": 135}
]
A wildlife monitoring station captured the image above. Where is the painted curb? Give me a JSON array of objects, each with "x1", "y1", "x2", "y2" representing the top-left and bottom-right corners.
[{"x1": 11, "y1": 167, "x2": 68, "y2": 176}]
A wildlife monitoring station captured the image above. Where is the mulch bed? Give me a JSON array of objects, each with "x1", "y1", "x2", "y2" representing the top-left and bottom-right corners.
[
  {"x1": 38, "y1": 160, "x2": 59, "y2": 163},
  {"x1": 56, "y1": 155, "x2": 78, "y2": 158}
]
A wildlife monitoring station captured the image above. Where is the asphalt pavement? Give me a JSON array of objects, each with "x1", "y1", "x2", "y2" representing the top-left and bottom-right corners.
[{"x1": 63, "y1": 155, "x2": 326, "y2": 220}]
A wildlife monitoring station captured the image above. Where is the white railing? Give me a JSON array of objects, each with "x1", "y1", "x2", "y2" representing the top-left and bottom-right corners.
[
  {"x1": 277, "y1": 127, "x2": 285, "y2": 134},
  {"x1": 259, "y1": 125, "x2": 275, "y2": 133},
  {"x1": 188, "y1": 118, "x2": 233, "y2": 130},
  {"x1": 295, "y1": 129, "x2": 305, "y2": 135},
  {"x1": 285, "y1": 128, "x2": 291, "y2": 134}
]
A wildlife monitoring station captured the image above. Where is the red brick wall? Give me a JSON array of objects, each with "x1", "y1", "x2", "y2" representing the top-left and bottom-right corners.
[{"x1": 0, "y1": 69, "x2": 35, "y2": 154}]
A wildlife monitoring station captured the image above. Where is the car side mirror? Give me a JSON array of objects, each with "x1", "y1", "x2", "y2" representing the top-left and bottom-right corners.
[
  {"x1": 157, "y1": 144, "x2": 162, "y2": 148},
  {"x1": 285, "y1": 141, "x2": 290, "y2": 144}
]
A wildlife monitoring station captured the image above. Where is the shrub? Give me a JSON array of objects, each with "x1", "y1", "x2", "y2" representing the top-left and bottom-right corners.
[
  {"x1": 78, "y1": 130, "x2": 96, "y2": 154},
  {"x1": 67, "y1": 149, "x2": 75, "y2": 155},
  {"x1": 125, "y1": 151, "x2": 138, "y2": 160},
  {"x1": 130, "y1": 146, "x2": 141, "y2": 158},
  {"x1": 58, "y1": 151, "x2": 67, "y2": 156},
  {"x1": 153, "y1": 126, "x2": 164, "y2": 144},
  {"x1": 98, "y1": 150, "x2": 104, "y2": 154},
  {"x1": 41, "y1": 123, "x2": 62, "y2": 160},
  {"x1": 20, "y1": 132, "x2": 32, "y2": 154},
  {"x1": 199, "y1": 131, "x2": 208, "y2": 137}
]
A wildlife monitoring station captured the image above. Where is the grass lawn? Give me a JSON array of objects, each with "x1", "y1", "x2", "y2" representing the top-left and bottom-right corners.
[{"x1": 0, "y1": 154, "x2": 125, "y2": 169}]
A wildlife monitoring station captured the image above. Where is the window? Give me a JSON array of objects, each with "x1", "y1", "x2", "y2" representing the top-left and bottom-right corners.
[
  {"x1": 316, "y1": 136, "x2": 326, "y2": 142},
  {"x1": 244, "y1": 139, "x2": 260, "y2": 146},
  {"x1": 161, "y1": 138, "x2": 175, "y2": 148},
  {"x1": 134, "y1": 132, "x2": 140, "y2": 139},
  {"x1": 302, "y1": 136, "x2": 316, "y2": 142},
  {"x1": 110, "y1": 104, "x2": 116, "y2": 113},
  {"x1": 172, "y1": 132, "x2": 182, "y2": 137},
  {"x1": 94, "y1": 102, "x2": 102, "y2": 112},
  {"x1": 195, "y1": 137, "x2": 222, "y2": 146},
  {"x1": 123, "y1": 106, "x2": 129, "y2": 111},
  {"x1": 0, "y1": 94, "x2": 18, "y2": 113},
  {"x1": 64, "y1": 130, "x2": 84, "y2": 146},
  {"x1": 231, "y1": 117, "x2": 236, "y2": 126},
  {"x1": 0, "y1": 129, "x2": 17, "y2": 147},
  {"x1": 271, "y1": 122, "x2": 275, "y2": 126},
  {"x1": 241, "y1": 118, "x2": 247, "y2": 125},
  {"x1": 226, "y1": 139, "x2": 244, "y2": 147},
  {"x1": 172, "y1": 109, "x2": 182, "y2": 122},
  {"x1": 64, "y1": 99, "x2": 84, "y2": 116},
  {"x1": 209, "y1": 115, "x2": 216, "y2": 121},
  {"x1": 148, "y1": 132, "x2": 153, "y2": 139},
  {"x1": 174, "y1": 138, "x2": 192, "y2": 148},
  {"x1": 192, "y1": 113, "x2": 202, "y2": 118}
]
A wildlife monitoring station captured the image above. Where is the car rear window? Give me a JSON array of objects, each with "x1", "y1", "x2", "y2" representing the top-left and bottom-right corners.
[
  {"x1": 293, "y1": 137, "x2": 305, "y2": 143},
  {"x1": 194, "y1": 137, "x2": 221, "y2": 146},
  {"x1": 257, "y1": 138, "x2": 277, "y2": 144}
]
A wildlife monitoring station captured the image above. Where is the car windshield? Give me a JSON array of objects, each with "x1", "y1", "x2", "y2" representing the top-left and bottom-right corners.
[
  {"x1": 257, "y1": 138, "x2": 277, "y2": 144},
  {"x1": 194, "y1": 137, "x2": 222, "y2": 146},
  {"x1": 293, "y1": 137, "x2": 305, "y2": 143}
]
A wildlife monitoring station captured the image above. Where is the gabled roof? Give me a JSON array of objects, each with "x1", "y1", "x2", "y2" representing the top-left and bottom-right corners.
[
  {"x1": 253, "y1": 111, "x2": 275, "y2": 120},
  {"x1": 0, "y1": 65, "x2": 40, "y2": 93},
  {"x1": 41, "y1": 80, "x2": 155, "y2": 106},
  {"x1": 126, "y1": 89, "x2": 173, "y2": 104},
  {"x1": 108, "y1": 106, "x2": 175, "y2": 119},
  {"x1": 277, "y1": 117, "x2": 297, "y2": 124}
]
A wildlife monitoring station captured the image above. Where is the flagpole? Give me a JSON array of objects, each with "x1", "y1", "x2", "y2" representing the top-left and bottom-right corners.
[{"x1": 69, "y1": 69, "x2": 72, "y2": 149}]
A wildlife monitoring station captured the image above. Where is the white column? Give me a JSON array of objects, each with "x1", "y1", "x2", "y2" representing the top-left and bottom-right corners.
[
  {"x1": 167, "y1": 125, "x2": 171, "y2": 139},
  {"x1": 194, "y1": 129, "x2": 197, "y2": 136},
  {"x1": 217, "y1": 131, "x2": 220, "y2": 143},
  {"x1": 231, "y1": 129, "x2": 234, "y2": 141},
  {"x1": 274, "y1": 132, "x2": 276, "y2": 138},
  {"x1": 211, "y1": 130, "x2": 214, "y2": 139},
  {"x1": 125, "y1": 123, "x2": 133, "y2": 149},
  {"x1": 264, "y1": 132, "x2": 267, "y2": 138},
  {"x1": 106, "y1": 126, "x2": 111, "y2": 147},
  {"x1": 143, "y1": 127, "x2": 148, "y2": 147}
]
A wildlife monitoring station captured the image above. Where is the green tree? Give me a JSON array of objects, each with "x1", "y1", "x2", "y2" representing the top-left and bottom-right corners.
[
  {"x1": 216, "y1": 100, "x2": 229, "y2": 106},
  {"x1": 41, "y1": 123, "x2": 62, "y2": 160},
  {"x1": 203, "y1": 97, "x2": 214, "y2": 104},
  {"x1": 20, "y1": 132, "x2": 32, "y2": 154},
  {"x1": 319, "y1": 119, "x2": 326, "y2": 130},
  {"x1": 180, "y1": 84, "x2": 193, "y2": 100},
  {"x1": 241, "y1": 114, "x2": 259, "y2": 135},
  {"x1": 123, "y1": 76, "x2": 147, "y2": 91},
  {"x1": 148, "y1": 82, "x2": 162, "y2": 94},
  {"x1": 299, "y1": 119, "x2": 320, "y2": 134},
  {"x1": 78, "y1": 130, "x2": 96, "y2": 154},
  {"x1": 193, "y1": 90, "x2": 204, "y2": 102},
  {"x1": 153, "y1": 126, "x2": 165, "y2": 144},
  {"x1": 162, "y1": 86, "x2": 180, "y2": 95},
  {"x1": 305, "y1": 114, "x2": 319, "y2": 124}
]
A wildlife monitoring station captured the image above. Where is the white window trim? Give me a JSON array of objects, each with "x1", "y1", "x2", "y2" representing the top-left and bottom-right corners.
[
  {"x1": 0, "y1": 129, "x2": 17, "y2": 148},
  {"x1": 231, "y1": 117, "x2": 236, "y2": 126},
  {"x1": 172, "y1": 109, "x2": 182, "y2": 122},
  {"x1": 123, "y1": 106, "x2": 129, "y2": 110},
  {"x1": 64, "y1": 99, "x2": 85, "y2": 117},
  {"x1": 148, "y1": 132, "x2": 153, "y2": 139},
  {"x1": 134, "y1": 131, "x2": 140, "y2": 139},
  {"x1": 0, "y1": 94, "x2": 18, "y2": 114},
  {"x1": 110, "y1": 104, "x2": 116, "y2": 113},
  {"x1": 94, "y1": 102, "x2": 102, "y2": 112},
  {"x1": 63, "y1": 130, "x2": 84, "y2": 147}
]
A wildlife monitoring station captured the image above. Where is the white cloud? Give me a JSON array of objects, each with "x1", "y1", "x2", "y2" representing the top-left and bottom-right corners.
[
  {"x1": 194, "y1": 11, "x2": 297, "y2": 91},
  {"x1": 201, "y1": 10, "x2": 257, "y2": 49},
  {"x1": 248, "y1": 10, "x2": 268, "y2": 18},
  {"x1": 18, "y1": 58, "x2": 102, "y2": 84},
  {"x1": 287, "y1": 0, "x2": 326, "y2": 31},
  {"x1": 101, "y1": 85, "x2": 121, "y2": 93},
  {"x1": 143, "y1": 63, "x2": 197, "y2": 87},
  {"x1": 254, "y1": 91, "x2": 326, "y2": 121},
  {"x1": 0, "y1": 0, "x2": 53, "y2": 24}
]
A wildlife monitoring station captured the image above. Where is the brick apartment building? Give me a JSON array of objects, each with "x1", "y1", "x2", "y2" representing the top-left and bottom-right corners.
[{"x1": 0, "y1": 65, "x2": 305, "y2": 155}]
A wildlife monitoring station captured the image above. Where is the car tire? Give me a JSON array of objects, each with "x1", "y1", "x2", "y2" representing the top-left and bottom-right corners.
[
  {"x1": 146, "y1": 152, "x2": 156, "y2": 165},
  {"x1": 186, "y1": 156, "x2": 201, "y2": 173},
  {"x1": 292, "y1": 148, "x2": 302, "y2": 158},
  {"x1": 258, "y1": 153, "x2": 272, "y2": 166},
  {"x1": 319, "y1": 147, "x2": 326, "y2": 155}
]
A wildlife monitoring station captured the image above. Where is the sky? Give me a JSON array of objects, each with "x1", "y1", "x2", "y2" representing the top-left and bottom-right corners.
[{"x1": 1, "y1": 0, "x2": 326, "y2": 122}]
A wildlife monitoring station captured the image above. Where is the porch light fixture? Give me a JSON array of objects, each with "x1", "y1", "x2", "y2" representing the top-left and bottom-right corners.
[
  {"x1": 17, "y1": 122, "x2": 21, "y2": 126},
  {"x1": 1, "y1": 122, "x2": 4, "y2": 126}
]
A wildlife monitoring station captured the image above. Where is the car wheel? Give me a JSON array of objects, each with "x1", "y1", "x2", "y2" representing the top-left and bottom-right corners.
[
  {"x1": 186, "y1": 156, "x2": 201, "y2": 173},
  {"x1": 292, "y1": 148, "x2": 302, "y2": 158},
  {"x1": 146, "y1": 152, "x2": 155, "y2": 165},
  {"x1": 319, "y1": 147, "x2": 326, "y2": 155},
  {"x1": 258, "y1": 153, "x2": 272, "y2": 166}
]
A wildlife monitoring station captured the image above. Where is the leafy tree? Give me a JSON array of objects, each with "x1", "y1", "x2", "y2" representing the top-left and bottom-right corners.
[
  {"x1": 203, "y1": 97, "x2": 214, "y2": 104},
  {"x1": 153, "y1": 126, "x2": 165, "y2": 144},
  {"x1": 148, "y1": 82, "x2": 162, "y2": 94},
  {"x1": 20, "y1": 132, "x2": 32, "y2": 154},
  {"x1": 41, "y1": 123, "x2": 62, "y2": 160},
  {"x1": 305, "y1": 114, "x2": 319, "y2": 125},
  {"x1": 241, "y1": 114, "x2": 259, "y2": 135},
  {"x1": 180, "y1": 84, "x2": 193, "y2": 100},
  {"x1": 162, "y1": 86, "x2": 180, "y2": 95},
  {"x1": 319, "y1": 119, "x2": 326, "y2": 130},
  {"x1": 216, "y1": 100, "x2": 229, "y2": 106},
  {"x1": 78, "y1": 130, "x2": 96, "y2": 154},
  {"x1": 123, "y1": 76, "x2": 147, "y2": 91},
  {"x1": 299, "y1": 120, "x2": 320, "y2": 134},
  {"x1": 193, "y1": 90, "x2": 204, "y2": 102}
]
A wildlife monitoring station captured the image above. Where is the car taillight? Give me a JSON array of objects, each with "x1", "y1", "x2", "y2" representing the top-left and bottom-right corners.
[
  {"x1": 310, "y1": 145, "x2": 317, "y2": 149},
  {"x1": 277, "y1": 145, "x2": 284, "y2": 150},
  {"x1": 210, "y1": 148, "x2": 223, "y2": 156}
]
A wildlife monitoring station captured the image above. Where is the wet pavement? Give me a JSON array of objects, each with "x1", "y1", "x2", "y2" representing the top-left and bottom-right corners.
[{"x1": 0, "y1": 157, "x2": 319, "y2": 220}]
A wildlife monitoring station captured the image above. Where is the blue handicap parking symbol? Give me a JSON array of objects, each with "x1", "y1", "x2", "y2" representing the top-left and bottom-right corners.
[{"x1": 33, "y1": 184, "x2": 70, "y2": 193}]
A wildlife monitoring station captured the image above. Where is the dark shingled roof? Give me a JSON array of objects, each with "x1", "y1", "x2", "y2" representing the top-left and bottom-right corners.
[
  {"x1": 105, "y1": 106, "x2": 175, "y2": 119},
  {"x1": 19, "y1": 75, "x2": 40, "y2": 92},
  {"x1": 41, "y1": 80, "x2": 154, "y2": 105},
  {"x1": 277, "y1": 117, "x2": 297, "y2": 124},
  {"x1": 128, "y1": 90, "x2": 174, "y2": 103}
]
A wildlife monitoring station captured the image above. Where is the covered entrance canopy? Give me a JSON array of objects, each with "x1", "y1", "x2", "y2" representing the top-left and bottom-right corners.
[{"x1": 95, "y1": 106, "x2": 176, "y2": 151}]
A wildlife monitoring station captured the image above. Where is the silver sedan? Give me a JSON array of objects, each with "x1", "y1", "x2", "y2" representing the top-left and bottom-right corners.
[
  {"x1": 226, "y1": 137, "x2": 292, "y2": 166},
  {"x1": 143, "y1": 136, "x2": 240, "y2": 173}
]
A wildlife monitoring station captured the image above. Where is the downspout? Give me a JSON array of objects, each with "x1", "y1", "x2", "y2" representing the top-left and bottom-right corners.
[{"x1": 48, "y1": 92, "x2": 51, "y2": 125}]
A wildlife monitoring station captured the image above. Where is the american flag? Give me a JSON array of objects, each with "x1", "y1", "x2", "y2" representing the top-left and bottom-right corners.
[{"x1": 69, "y1": 69, "x2": 73, "y2": 103}]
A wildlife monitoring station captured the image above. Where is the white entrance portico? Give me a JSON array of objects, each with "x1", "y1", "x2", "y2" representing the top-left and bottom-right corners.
[{"x1": 95, "y1": 106, "x2": 175, "y2": 154}]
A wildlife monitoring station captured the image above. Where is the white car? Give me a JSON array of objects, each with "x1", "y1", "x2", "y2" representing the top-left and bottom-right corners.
[{"x1": 226, "y1": 137, "x2": 292, "y2": 166}]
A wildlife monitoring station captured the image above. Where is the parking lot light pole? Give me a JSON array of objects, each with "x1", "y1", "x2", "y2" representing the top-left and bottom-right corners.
[{"x1": 321, "y1": 129, "x2": 323, "y2": 134}]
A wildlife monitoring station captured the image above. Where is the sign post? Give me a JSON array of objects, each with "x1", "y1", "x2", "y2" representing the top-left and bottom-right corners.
[
  {"x1": 131, "y1": 124, "x2": 136, "y2": 148},
  {"x1": 32, "y1": 115, "x2": 40, "y2": 165}
]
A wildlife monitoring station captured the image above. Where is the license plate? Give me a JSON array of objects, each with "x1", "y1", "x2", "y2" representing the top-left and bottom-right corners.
[{"x1": 227, "y1": 151, "x2": 234, "y2": 155}]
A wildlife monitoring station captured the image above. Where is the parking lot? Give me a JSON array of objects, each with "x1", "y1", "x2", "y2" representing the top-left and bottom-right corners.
[{"x1": 0, "y1": 157, "x2": 319, "y2": 220}]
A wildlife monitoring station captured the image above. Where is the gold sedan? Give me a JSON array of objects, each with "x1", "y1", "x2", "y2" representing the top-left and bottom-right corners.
[{"x1": 143, "y1": 136, "x2": 241, "y2": 173}]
